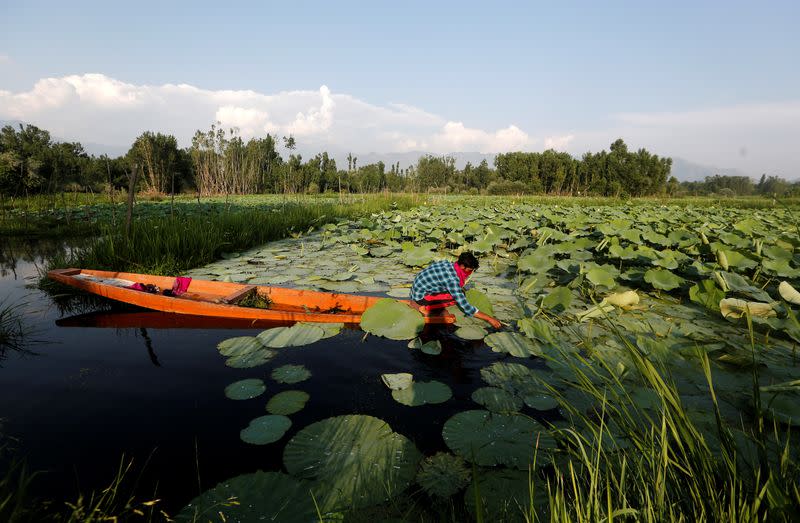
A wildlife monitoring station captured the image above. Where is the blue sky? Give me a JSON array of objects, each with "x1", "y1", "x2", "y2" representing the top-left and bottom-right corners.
[{"x1": 1, "y1": 0, "x2": 799, "y2": 176}]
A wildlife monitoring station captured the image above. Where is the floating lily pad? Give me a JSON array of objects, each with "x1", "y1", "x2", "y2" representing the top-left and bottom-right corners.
[
  {"x1": 361, "y1": 299, "x2": 424, "y2": 340},
  {"x1": 392, "y1": 381, "x2": 452, "y2": 406},
  {"x1": 272, "y1": 364, "x2": 312, "y2": 384},
  {"x1": 175, "y1": 471, "x2": 315, "y2": 523},
  {"x1": 266, "y1": 390, "x2": 310, "y2": 415},
  {"x1": 542, "y1": 287, "x2": 572, "y2": 312},
  {"x1": 298, "y1": 321, "x2": 343, "y2": 339},
  {"x1": 224, "y1": 378, "x2": 266, "y2": 400},
  {"x1": 471, "y1": 387, "x2": 523, "y2": 412},
  {"x1": 416, "y1": 453, "x2": 471, "y2": 498},
  {"x1": 465, "y1": 288, "x2": 495, "y2": 316},
  {"x1": 257, "y1": 323, "x2": 325, "y2": 348},
  {"x1": 644, "y1": 268, "x2": 684, "y2": 291},
  {"x1": 443, "y1": 410, "x2": 555, "y2": 469},
  {"x1": 689, "y1": 280, "x2": 725, "y2": 311},
  {"x1": 283, "y1": 415, "x2": 422, "y2": 511},
  {"x1": 485, "y1": 332, "x2": 543, "y2": 358},
  {"x1": 466, "y1": 468, "x2": 549, "y2": 522},
  {"x1": 421, "y1": 340, "x2": 442, "y2": 355},
  {"x1": 523, "y1": 393, "x2": 559, "y2": 410},
  {"x1": 225, "y1": 348, "x2": 277, "y2": 368},
  {"x1": 455, "y1": 325, "x2": 488, "y2": 340},
  {"x1": 217, "y1": 336, "x2": 264, "y2": 356},
  {"x1": 381, "y1": 373, "x2": 414, "y2": 390},
  {"x1": 240, "y1": 415, "x2": 292, "y2": 445}
]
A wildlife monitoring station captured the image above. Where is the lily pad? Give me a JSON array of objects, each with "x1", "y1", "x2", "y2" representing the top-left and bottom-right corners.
[
  {"x1": 541, "y1": 287, "x2": 572, "y2": 312},
  {"x1": 240, "y1": 415, "x2": 292, "y2": 445},
  {"x1": 299, "y1": 321, "x2": 343, "y2": 339},
  {"x1": 217, "y1": 336, "x2": 264, "y2": 356},
  {"x1": 257, "y1": 323, "x2": 325, "y2": 348},
  {"x1": 644, "y1": 268, "x2": 684, "y2": 291},
  {"x1": 442, "y1": 410, "x2": 555, "y2": 469},
  {"x1": 266, "y1": 390, "x2": 310, "y2": 415},
  {"x1": 175, "y1": 471, "x2": 315, "y2": 523},
  {"x1": 416, "y1": 452, "x2": 471, "y2": 498},
  {"x1": 689, "y1": 280, "x2": 725, "y2": 311},
  {"x1": 381, "y1": 373, "x2": 414, "y2": 390},
  {"x1": 471, "y1": 387, "x2": 523, "y2": 412},
  {"x1": 361, "y1": 299, "x2": 424, "y2": 340},
  {"x1": 485, "y1": 332, "x2": 543, "y2": 358},
  {"x1": 283, "y1": 415, "x2": 422, "y2": 511},
  {"x1": 466, "y1": 468, "x2": 549, "y2": 522},
  {"x1": 454, "y1": 325, "x2": 488, "y2": 340},
  {"x1": 272, "y1": 364, "x2": 312, "y2": 384},
  {"x1": 224, "y1": 378, "x2": 266, "y2": 400},
  {"x1": 465, "y1": 288, "x2": 495, "y2": 316},
  {"x1": 421, "y1": 340, "x2": 442, "y2": 355},
  {"x1": 391, "y1": 381, "x2": 453, "y2": 406}
]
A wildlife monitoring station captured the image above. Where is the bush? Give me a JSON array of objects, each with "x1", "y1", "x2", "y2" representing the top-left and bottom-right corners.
[{"x1": 486, "y1": 180, "x2": 530, "y2": 195}]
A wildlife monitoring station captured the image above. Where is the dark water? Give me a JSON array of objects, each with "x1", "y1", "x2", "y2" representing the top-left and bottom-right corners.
[{"x1": 0, "y1": 240, "x2": 544, "y2": 515}]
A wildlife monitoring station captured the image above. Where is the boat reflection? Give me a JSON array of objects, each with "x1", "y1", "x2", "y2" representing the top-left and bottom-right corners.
[{"x1": 56, "y1": 309, "x2": 299, "y2": 330}]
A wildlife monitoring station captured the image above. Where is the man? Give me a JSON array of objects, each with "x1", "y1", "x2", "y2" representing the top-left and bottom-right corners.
[{"x1": 411, "y1": 251, "x2": 502, "y2": 329}]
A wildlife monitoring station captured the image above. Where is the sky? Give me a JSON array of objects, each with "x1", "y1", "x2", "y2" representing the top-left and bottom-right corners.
[{"x1": 1, "y1": 0, "x2": 798, "y2": 177}]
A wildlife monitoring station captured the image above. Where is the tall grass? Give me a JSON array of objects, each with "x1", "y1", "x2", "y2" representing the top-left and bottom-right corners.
[
  {"x1": 47, "y1": 195, "x2": 417, "y2": 275},
  {"x1": 0, "y1": 300, "x2": 33, "y2": 360},
  {"x1": 524, "y1": 319, "x2": 800, "y2": 522}
]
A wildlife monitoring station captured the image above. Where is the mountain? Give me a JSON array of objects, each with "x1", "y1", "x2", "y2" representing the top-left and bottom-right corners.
[{"x1": 668, "y1": 157, "x2": 753, "y2": 182}]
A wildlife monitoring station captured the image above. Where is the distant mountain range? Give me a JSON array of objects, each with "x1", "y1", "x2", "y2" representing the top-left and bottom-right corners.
[{"x1": 0, "y1": 119, "x2": 761, "y2": 182}]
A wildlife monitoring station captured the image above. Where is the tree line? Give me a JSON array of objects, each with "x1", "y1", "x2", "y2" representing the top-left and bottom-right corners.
[{"x1": 1, "y1": 123, "x2": 795, "y2": 198}]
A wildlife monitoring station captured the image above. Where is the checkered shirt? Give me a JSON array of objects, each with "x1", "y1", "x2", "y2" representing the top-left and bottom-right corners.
[{"x1": 410, "y1": 260, "x2": 478, "y2": 316}]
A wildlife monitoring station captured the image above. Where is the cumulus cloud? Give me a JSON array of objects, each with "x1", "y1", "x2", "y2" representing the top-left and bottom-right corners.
[
  {"x1": 544, "y1": 134, "x2": 574, "y2": 151},
  {"x1": 431, "y1": 122, "x2": 533, "y2": 153}
]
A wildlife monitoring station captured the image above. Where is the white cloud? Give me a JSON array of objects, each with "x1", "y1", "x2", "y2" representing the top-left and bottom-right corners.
[
  {"x1": 543, "y1": 134, "x2": 574, "y2": 151},
  {"x1": 431, "y1": 122, "x2": 533, "y2": 153},
  {"x1": 0, "y1": 54, "x2": 11, "y2": 65}
]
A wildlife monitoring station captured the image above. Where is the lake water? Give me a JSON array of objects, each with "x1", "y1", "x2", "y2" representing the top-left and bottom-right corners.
[{"x1": 0, "y1": 240, "x2": 540, "y2": 515}]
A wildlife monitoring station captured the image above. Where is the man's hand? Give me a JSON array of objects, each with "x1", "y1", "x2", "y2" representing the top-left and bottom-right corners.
[{"x1": 475, "y1": 311, "x2": 502, "y2": 329}]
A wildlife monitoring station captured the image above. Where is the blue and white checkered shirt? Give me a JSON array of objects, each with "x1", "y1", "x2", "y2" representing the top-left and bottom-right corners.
[{"x1": 411, "y1": 261, "x2": 478, "y2": 316}]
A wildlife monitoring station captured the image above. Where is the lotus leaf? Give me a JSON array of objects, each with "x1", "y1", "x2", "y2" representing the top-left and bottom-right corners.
[
  {"x1": 761, "y1": 387, "x2": 800, "y2": 426},
  {"x1": 283, "y1": 415, "x2": 422, "y2": 511},
  {"x1": 361, "y1": 299, "x2": 424, "y2": 340},
  {"x1": 266, "y1": 390, "x2": 310, "y2": 415},
  {"x1": 644, "y1": 268, "x2": 684, "y2": 291},
  {"x1": 485, "y1": 331, "x2": 543, "y2": 358},
  {"x1": 586, "y1": 267, "x2": 616, "y2": 288},
  {"x1": 421, "y1": 340, "x2": 442, "y2": 355},
  {"x1": 714, "y1": 271, "x2": 772, "y2": 302},
  {"x1": 762, "y1": 258, "x2": 800, "y2": 278},
  {"x1": 240, "y1": 415, "x2": 292, "y2": 445},
  {"x1": 541, "y1": 287, "x2": 572, "y2": 312},
  {"x1": 523, "y1": 393, "x2": 559, "y2": 410},
  {"x1": 465, "y1": 288, "x2": 495, "y2": 316},
  {"x1": 517, "y1": 317, "x2": 558, "y2": 344},
  {"x1": 224, "y1": 378, "x2": 266, "y2": 400},
  {"x1": 416, "y1": 452, "x2": 471, "y2": 498},
  {"x1": 778, "y1": 281, "x2": 800, "y2": 305},
  {"x1": 689, "y1": 280, "x2": 725, "y2": 311},
  {"x1": 217, "y1": 336, "x2": 264, "y2": 356},
  {"x1": 720, "y1": 299, "x2": 776, "y2": 319},
  {"x1": 175, "y1": 471, "x2": 315, "y2": 523},
  {"x1": 225, "y1": 348, "x2": 276, "y2": 368},
  {"x1": 271, "y1": 364, "x2": 312, "y2": 384},
  {"x1": 402, "y1": 246, "x2": 436, "y2": 267},
  {"x1": 454, "y1": 325, "x2": 488, "y2": 340},
  {"x1": 466, "y1": 468, "x2": 549, "y2": 522},
  {"x1": 517, "y1": 252, "x2": 555, "y2": 274},
  {"x1": 763, "y1": 245, "x2": 792, "y2": 260},
  {"x1": 442, "y1": 410, "x2": 555, "y2": 469},
  {"x1": 381, "y1": 373, "x2": 413, "y2": 390},
  {"x1": 471, "y1": 387, "x2": 523, "y2": 412},
  {"x1": 391, "y1": 380, "x2": 452, "y2": 406},
  {"x1": 298, "y1": 321, "x2": 343, "y2": 339},
  {"x1": 257, "y1": 323, "x2": 325, "y2": 348}
]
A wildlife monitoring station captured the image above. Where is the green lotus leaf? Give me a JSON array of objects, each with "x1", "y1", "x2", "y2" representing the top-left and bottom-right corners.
[
  {"x1": 381, "y1": 372, "x2": 414, "y2": 390},
  {"x1": 240, "y1": 415, "x2": 292, "y2": 445},
  {"x1": 257, "y1": 323, "x2": 325, "y2": 348},
  {"x1": 454, "y1": 325, "x2": 488, "y2": 340},
  {"x1": 762, "y1": 258, "x2": 800, "y2": 278},
  {"x1": 442, "y1": 410, "x2": 555, "y2": 469},
  {"x1": 361, "y1": 299, "x2": 424, "y2": 340},
  {"x1": 720, "y1": 250, "x2": 758, "y2": 270},
  {"x1": 175, "y1": 471, "x2": 315, "y2": 523},
  {"x1": 224, "y1": 378, "x2": 266, "y2": 400},
  {"x1": 689, "y1": 280, "x2": 725, "y2": 311},
  {"x1": 523, "y1": 393, "x2": 559, "y2": 410},
  {"x1": 644, "y1": 268, "x2": 684, "y2": 291},
  {"x1": 465, "y1": 288, "x2": 495, "y2": 316},
  {"x1": 271, "y1": 364, "x2": 312, "y2": 384},
  {"x1": 283, "y1": 415, "x2": 422, "y2": 511},
  {"x1": 306, "y1": 322, "x2": 344, "y2": 339},
  {"x1": 471, "y1": 387, "x2": 523, "y2": 412},
  {"x1": 225, "y1": 348, "x2": 276, "y2": 368},
  {"x1": 763, "y1": 245, "x2": 792, "y2": 260},
  {"x1": 402, "y1": 246, "x2": 436, "y2": 267},
  {"x1": 541, "y1": 287, "x2": 573, "y2": 312},
  {"x1": 760, "y1": 386, "x2": 800, "y2": 426},
  {"x1": 517, "y1": 317, "x2": 558, "y2": 344},
  {"x1": 485, "y1": 332, "x2": 543, "y2": 358},
  {"x1": 586, "y1": 267, "x2": 616, "y2": 288},
  {"x1": 369, "y1": 246, "x2": 394, "y2": 257},
  {"x1": 416, "y1": 452, "x2": 471, "y2": 499},
  {"x1": 466, "y1": 468, "x2": 549, "y2": 521},
  {"x1": 421, "y1": 340, "x2": 442, "y2": 355},
  {"x1": 391, "y1": 381, "x2": 452, "y2": 406},
  {"x1": 386, "y1": 287, "x2": 410, "y2": 298},
  {"x1": 266, "y1": 390, "x2": 310, "y2": 415},
  {"x1": 480, "y1": 361, "x2": 544, "y2": 393},
  {"x1": 714, "y1": 271, "x2": 772, "y2": 302},
  {"x1": 217, "y1": 336, "x2": 264, "y2": 356},
  {"x1": 517, "y1": 252, "x2": 555, "y2": 274}
]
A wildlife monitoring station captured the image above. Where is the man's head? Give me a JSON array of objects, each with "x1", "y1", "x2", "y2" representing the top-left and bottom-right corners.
[{"x1": 457, "y1": 251, "x2": 479, "y2": 275}]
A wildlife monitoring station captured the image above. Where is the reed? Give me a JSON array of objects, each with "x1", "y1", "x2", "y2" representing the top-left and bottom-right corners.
[{"x1": 523, "y1": 318, "x2": 800, "y2": 522}]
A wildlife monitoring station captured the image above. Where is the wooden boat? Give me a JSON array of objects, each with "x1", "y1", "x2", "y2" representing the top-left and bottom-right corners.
[{"x1": 47, "y1": 268, "x2": 456, "y2": 324}]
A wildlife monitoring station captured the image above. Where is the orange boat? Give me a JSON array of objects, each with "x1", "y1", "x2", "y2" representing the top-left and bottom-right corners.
[{"x1": 47, "y1": 268, "x2": 456, "y2": 324}]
